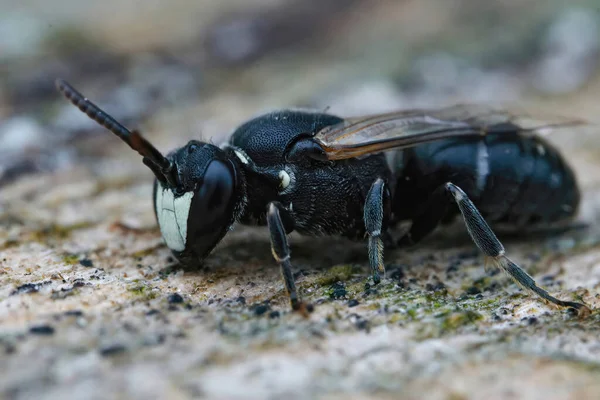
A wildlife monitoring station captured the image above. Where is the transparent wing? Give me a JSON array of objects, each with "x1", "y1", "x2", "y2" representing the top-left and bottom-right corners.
[{"x1": 314, "y1": 104, "x2": 589, "y2": 160}]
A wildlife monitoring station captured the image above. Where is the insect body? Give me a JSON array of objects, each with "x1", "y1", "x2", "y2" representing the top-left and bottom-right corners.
[
  {"x1": 392, "y1": 131, "x2": 580, "y2": 243},
  {"x1": 56, "y1": 79, "x2": 591, "y2": 316}
]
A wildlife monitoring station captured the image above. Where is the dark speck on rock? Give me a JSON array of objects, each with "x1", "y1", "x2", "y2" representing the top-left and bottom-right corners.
[
  {"x1": 236, "y1": 296, "x2": 246, "y2": 305},
  {"x1": 79, "y1": 258, "x2": 94, "y2": 267},
  {"x1": 426, "y1": 282, "x2": 446, "y2": 292},
  {"x1": 542, "y1": 275, "x2": 556, "y2": 283},
  {"x1": 100, "y1": 344, "x2": 127, "y2": 357},
  {"x1": 485, "y1": 282, "x2": 501, "y2": 292},
  {"x1": 252, "y1": 303, "x2": 270, "y2": 316},
  {"x1": 389, "y1": 264, "x2": 405, "y2": 281},
  {"x1": 63, "y1": 310, "x2": 83, "y2": 317},
  {"x1": 492, "y1": 313, "x2": 502, "y2": 321},
  {"x1": 475, "y1": 294, "x2": 484, "y2": 300},
  {"x1": 11, "y1": 281, "x2": 51, "y2": 295},
  {"x1": 168, "y1": 293, "x2": 184, "y2": 304},
  {"x1": 4, "y1": 343, "x2": 16, "y2": 354},
  {"x1": 446, "y1": 263, "x2": 459, "y2": 274},
  {"x1": 566, "y1": 307, "x2": 579, "y2": 317},
  {"x1": 146, "y1": 309, "x2": 160, "y2": 316},
  {"x1": 330, "y1": 281, "x2": 347, "y2": 299},
  {"x1": 355, "y1": 318, "x2": 370, "y2": 331},
  {"x1": 347, "y1": 299, "x2": 360, "y2": 307},
  {"x1": 29, "y1": 325, "x2": 55, "y2": 335},
  {"x1": 527, "y1": 317, "x2": 538, "y2": 325},
  {"x1": 269, "y1": 310, "x2": 280, "y2": 319},
  {"x1": 466, "y1": 286, "x2": 481, "y2": 295}
]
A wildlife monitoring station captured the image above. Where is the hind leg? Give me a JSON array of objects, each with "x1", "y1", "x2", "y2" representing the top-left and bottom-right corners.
[{"x1": 445, "y1": 182, "x2": 590, "y2": 316}]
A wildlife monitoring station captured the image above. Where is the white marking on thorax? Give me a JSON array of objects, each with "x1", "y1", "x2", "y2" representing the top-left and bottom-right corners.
[
  {"x1": 234, "y1": 150, "x2": 249, "y2": 165},
  {"x1": 475, "y1": 141, "x2": 489, "y2": 192},
  {"x1": 155, "y1": 185, "x2": 194, "y2": 252},
  {"x1": 279, "y1": 170, "x2": 291, "y2": 189}
]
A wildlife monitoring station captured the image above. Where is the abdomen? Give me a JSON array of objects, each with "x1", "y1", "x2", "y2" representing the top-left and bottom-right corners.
[{"x1": 392, "y1": 133, "x2": 580, "y2": 227}]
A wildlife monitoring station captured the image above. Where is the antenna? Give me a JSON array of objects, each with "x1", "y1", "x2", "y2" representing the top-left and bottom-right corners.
[{"x1": 55, "y1": 79, "x2": 177, "y2": 187}]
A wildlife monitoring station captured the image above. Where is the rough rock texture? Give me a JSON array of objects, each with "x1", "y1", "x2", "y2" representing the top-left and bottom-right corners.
[{"x1": 2, "y1": 1, "x2": 600, "y2": 399}]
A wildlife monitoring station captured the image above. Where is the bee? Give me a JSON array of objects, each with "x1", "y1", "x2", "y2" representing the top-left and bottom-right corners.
[{"x1": 56, "y1": 79, "x2": 591, "y2": 316}]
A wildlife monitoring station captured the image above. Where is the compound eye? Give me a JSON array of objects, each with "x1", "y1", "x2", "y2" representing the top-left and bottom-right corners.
[
  {"x1": 196, "y1": 160, "x2": 235, "y2": 218},
  {"x1": 186, "y1": 159, "x2": 237, "y2": 259}
]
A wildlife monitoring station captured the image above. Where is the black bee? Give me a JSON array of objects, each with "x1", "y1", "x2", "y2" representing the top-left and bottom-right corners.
[{"x1": 56, "y1": 79, "x2": 591, "y2": 316}]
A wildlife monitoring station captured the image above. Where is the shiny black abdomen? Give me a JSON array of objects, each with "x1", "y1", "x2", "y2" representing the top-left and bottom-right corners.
[{"x1": 392, "y1": 133, "x2": 580, "y2": 227}]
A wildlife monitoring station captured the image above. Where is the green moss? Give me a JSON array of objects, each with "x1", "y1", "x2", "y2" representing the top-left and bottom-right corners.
[
  {"x1": 31, "y1": 222, "x2": 93, "y2": 243},
  {"x1": 315, "y1": 264, "x2": 361, "y2": 286},
  {"x1": 131, "y1": 246, "x2": 161, "y2": 258},
  {"x1": 440, "y1": 310, "x2": 483, "y2": 332},
  {"x1": 406, "y1": 308, "x2": 418, "y2": 319},
  {"x1": 128, "y1": 285, "x2": 158, "y2": 300},
  {"x1": 388, "y1": 313, "x2": 404, "y2": 324},
  {"x1": 0, "y1": 239, "x2": 19, "y2": 250},
  {"x1": 62, "y1": 253, "x2": 80, "y2": 265}
]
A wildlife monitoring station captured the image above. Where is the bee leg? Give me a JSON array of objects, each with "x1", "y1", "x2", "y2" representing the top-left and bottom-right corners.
[
  {"x1": 445, "y1": 182, "x2": 591, "y2": 317},
  {"x1": 267, "y1": 202, "x2": 311, "y2": 315},
  {"x1": 364, "y1": 178, "x2": 391, "y2": 285}
]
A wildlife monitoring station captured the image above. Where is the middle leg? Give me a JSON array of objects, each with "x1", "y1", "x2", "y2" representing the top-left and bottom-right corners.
[
  {"x1": 364, "y1": 178, "x2": 391, "y2": 284},
  {"x1": 266, "y1": 201, "x2": 311, "y2": 315}
]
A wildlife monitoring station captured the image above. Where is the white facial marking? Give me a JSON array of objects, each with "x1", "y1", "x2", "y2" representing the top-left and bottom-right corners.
[
  {"x1": 279, "y1": 170, "x2": 291, "y2": 189},
  {"x1": 234, "y1": 150, "x2": 249, "y2": 165},
  {"x1": 475, "y1": 141, "x2": 489, "y2": 192},
  {"x1": 155, "y1": 185, "x2": 194, "y2": 252}
]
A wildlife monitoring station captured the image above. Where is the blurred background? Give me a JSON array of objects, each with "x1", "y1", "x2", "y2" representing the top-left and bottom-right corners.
[{"x1": 2, "y1": 0, "x2": 600, "y2": 188}]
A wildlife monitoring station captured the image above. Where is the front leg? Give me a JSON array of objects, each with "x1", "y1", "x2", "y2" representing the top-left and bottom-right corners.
[
  {"x1": 445, "y1": 183, "x2": 591, "y2": 317},
  {"x1": 266, "y1": 202, "x2": 311, "y2": 314},
  {"x1": 364, "y1": 178, "x2": 390, "y2": 284}
]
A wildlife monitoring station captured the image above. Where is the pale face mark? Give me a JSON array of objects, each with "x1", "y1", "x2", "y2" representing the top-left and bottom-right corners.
[{"x1": 155, "y1": 184, "x2": 194, "y2": 251}]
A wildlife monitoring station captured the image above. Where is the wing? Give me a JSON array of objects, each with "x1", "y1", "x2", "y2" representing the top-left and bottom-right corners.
[{"x1": 313, "y1": 104, "x2": 589, "y2": 160}]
